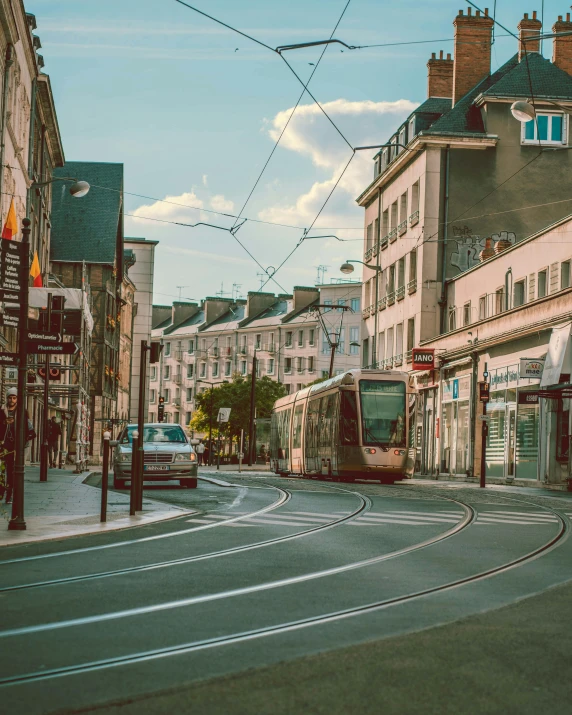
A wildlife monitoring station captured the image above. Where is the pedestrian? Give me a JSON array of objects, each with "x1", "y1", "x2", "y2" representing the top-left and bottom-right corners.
[
  {"x1": 47, "y1": 416, "x2": 62, "y2": 468},
  {"x1": 196, "y1": 440, "x2": 205, "y2": 466},
  {"x1": 0, "y1": 387, "x2": 30, "y2": 504},
  {"x1": 203, "y1": 443, "x2": 210, "y2": 467}
]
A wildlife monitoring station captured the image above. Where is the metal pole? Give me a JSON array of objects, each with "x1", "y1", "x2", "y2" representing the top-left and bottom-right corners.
[
  {"x1": 480, "y1": 401, "x2": 487, "y2": 489},
  {"x1": 328, "y1": 341, "x2": 337, "y2": 379},
  {"x1": 130, "y1": 434, "x2": 138, "y2": 516},
  {"x1": 100, "y1": 431, "x2": 110, "y2": 522},
  {"x1": 208, "y1": 386, "x2": 214, "y2": 466},
  {"x1": 136, "y1": 341, "x2": 147, "y2": 511},
  {"x1": 9, "y1": 217, "x2": 30, "y2": 531},
  {"x1": 248, "y1": 352, "x2": 257, "y2": 466},
  {"x1": 39, "y1": 292, "x2": 52, "y2": 482},
  {"x1": 217, "y1": 417, "x2": 221, "y2": 471},
  {"x1": 239, "y1": 428, "x2": 244, "y2": 473}
]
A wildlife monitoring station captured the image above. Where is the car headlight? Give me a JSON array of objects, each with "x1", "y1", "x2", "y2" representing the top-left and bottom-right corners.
[
  {"x1": 190, "y1": 452, "x2": 197, "y2": 462},
  {"x1": 118, "y1": 452, "x2": 132, "y2": 463},
  {"x1": 175, "y1": 453, "x2": 192, "y2": 462}
]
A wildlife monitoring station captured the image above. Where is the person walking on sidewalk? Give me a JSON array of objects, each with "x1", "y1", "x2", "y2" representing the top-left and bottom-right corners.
[
  {"x1": 0, "y1": 388, "x2": 21, "y2": 504},
  {"x1": 47, "y1": 416, "x2": 62, "y2": 468},
  {"x1": 196, "y1": 440, "x2": 205, "y2": 466}
]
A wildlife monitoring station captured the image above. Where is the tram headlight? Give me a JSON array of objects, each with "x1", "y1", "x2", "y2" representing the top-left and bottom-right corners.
[{"x1": 364, "y1": 448, "x2": 376, "y2": 454}]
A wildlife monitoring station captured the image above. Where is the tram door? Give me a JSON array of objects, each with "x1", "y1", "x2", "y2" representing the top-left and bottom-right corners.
[{"x1": 291, "y1": 403, "x2": 304, "y2": 474}]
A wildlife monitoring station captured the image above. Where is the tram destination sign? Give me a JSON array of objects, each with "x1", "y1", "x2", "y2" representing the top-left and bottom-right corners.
[{"x1": 412, "y1": 348, "x2": 435, "y2": 371}]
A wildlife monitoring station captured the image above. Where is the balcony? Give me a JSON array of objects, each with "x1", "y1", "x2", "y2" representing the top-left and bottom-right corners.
[
  {"x1": 365, "y1": 246, "x2": 373, "y2": 262},
  {"x1": 173, "y1": 373, "x2": 182, "y2": 384},
  {"x1": 173, "y1": 398, "x2": 181, "y2": 407},
  {"x1": 387, "y1": 291, "x2": 396, "y2": 306},
  {"x1": 381, "y1": 235, "x2": 389, "y2": 250},
  {"x1": 389, "y1": 228, "x2": 397, "y2": 243},
  {"x1": 239, "y1": 346, "x2": 247, "y2": 355},
  {"x1": 373, "y1": 240, "x2": 380, "y2": 257},
  {"x1": 398, "y1": 220, "x2": 407, "y2": 237},
  {"x1": 405, "y1": 350, "x2": 413, "y2": 363},
  {"x1": 308, "y1": 366, "x2": 315, "y2": 373},
  {"x1": 210, "y1": 347, "x2": 219, "y2": 357},
  {"x1": 408, "y1": 278, "x2": 417, "y2": 294},
  {"x1": 384, "y1": 357, "x2": 394, "y2": 369},
  {"x1": 409, "y1": 209, "x2": 419, "y2": 227},
  {"x1": 174, "y1": 349, "x2": 183, "y2": 361},
  {"x1": 296, "y1": 368, "x2": 305, "y2": 374},
  {"x1": 394, "y1": 353, "x2": 403, "y2": 366},
  {"x1": 267, "y1": 343, "x2": 276, "y2": 353},
  {"x1": 362, "y1": 305, "x2": 372, "y2": 319},
  {"x1": 396, "y1": 285, "x2": 405, "y2": 301},
  {"x1": 377, "y1": 296, "x2": 387, "y2": 311},
  {"x1": 284, "y1": 366, "x2": 292, "y2": 374},
  {"x1": 225, "y1": 347, "x2": 233, "y2": 356}
]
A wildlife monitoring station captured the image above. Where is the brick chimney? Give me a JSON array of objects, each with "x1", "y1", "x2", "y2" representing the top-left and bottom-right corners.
[
  {"x1": 518, "y1": 11, "x2": 542, "y2": 60},
  {"x1": 552, "y1": 13, "x2": 572, "y2": 76},
  {"x1": 452, "y1": 7, "x2": 494, "y2": 105},
  {"x1": 427, "y1": 51, "x2": 453, "y2": 97}
]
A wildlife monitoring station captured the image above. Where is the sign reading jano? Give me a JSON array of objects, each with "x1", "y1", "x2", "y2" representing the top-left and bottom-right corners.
[
  {"x1": 412, "y1": 348, "x2": 435, "y2": 371},
  {"x1": 520, "y1": 357, "x2": 545, "y2": 380}
]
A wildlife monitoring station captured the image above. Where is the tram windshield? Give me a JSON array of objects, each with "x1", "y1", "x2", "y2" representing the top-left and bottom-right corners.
[{"x1": 359, "y1": 380, "x2": 406, "y2": 447}]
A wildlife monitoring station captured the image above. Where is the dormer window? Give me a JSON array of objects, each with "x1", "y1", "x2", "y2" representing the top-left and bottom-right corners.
[
  {"x1": 409, "y1": 116, "x2": 416, "y2": 140},
  {"x1": 381, "y1": 148, "x2": 388, "y2": 170},
  {"x1": 522, "y1": 112, "x2": 567, "y2": 145},
  {"x1": 398, "y1": 126, "x2": 407, "y2": 152},
  {"x1": 390, "y1": 136, "x2": 398, "y2": 161}
]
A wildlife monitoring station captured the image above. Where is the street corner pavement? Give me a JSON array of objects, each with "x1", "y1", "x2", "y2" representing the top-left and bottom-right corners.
[{"x1": 0, "y1": 464, "x2": 193, "y2": 546}]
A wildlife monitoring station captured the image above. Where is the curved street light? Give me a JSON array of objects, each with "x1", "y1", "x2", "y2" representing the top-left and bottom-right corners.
[
  {"x1": 510, "y1": 101, "x2": 536, "y2": 122},
  {"x1": 340, "y1": 259, "x2": 382, "y2": 274},
  {"x1": 33, "y1": 175, "x2": 91, "y2": 197}
]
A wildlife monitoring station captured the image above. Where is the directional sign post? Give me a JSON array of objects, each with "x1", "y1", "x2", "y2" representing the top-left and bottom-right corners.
[
  {"x1": 26, "y1": 341, "x2": 79, "y2": 356},
  {"x1": 0, "y1": 351, "x2": 20, "y2": 366}
]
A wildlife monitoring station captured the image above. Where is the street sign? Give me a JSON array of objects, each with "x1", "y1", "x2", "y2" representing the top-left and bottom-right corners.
[
  {"x1": 26, "y1": 340, "x2": 79, "y2": 355},
  {"x1": 218, "y1": 408, "x2": 231, "y2": 422},
  {"x1": 0, "y1": 237, "x2": 25, "y2": 255},
  {"x1": 0, "y1": 289, "x2": 22, "y2": 302},
  {"x1": 412, "y1": 348, "x2": 435, "y2": 371},
  {"x1": 520, "y1": 357, "x2": 544, "y2": 380},
  {"x1": 479, "y1": 381, "x2": 490, "y2": 402},
  {"x1": 0, "y1": 313, "x2": 19, "y2": 328},
  {"x1": 0, "y1": 352, "x2": 19, "y2": 366},
  {"x1": 26, "y1": 330, "x2": 62, "y2": 343}
]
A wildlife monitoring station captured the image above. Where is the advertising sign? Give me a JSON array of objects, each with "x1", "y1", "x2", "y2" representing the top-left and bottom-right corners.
[
  {"x1": 412, "y1": 348, "x2": 435, "y2": 371},
  {"x1": 520, "y1": 358, "x2": 545, "y2": 380},
  {"x1": 479, "y1": 381, "x2": 490, "y2": 402},
  {"x1": 218, "y1": 408, "x2": 231, "y2": 422},
  {"x1": 518, "y1": 391, "x2": 539, "y2": 405}
]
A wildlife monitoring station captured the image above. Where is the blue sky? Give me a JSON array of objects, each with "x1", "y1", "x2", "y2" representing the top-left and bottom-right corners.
[{"x1": 29, "y1": 0, "x2": 565, "y2": 304}]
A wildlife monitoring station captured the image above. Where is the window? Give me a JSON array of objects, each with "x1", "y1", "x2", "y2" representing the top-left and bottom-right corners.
[
  {"x1": 562, "y1": 261, "x2": 571, "y2": 290},
  {"x1": 186, "y1": 387, "x2": 193, "y2": 401},
  {"x1": 408, "y1": 116, "x2": 415, "y2": 141},
  {"x1": 199, "y1": 363, "x2": 206, "y2": 378},
  {"x1": 298, "y1": 330, "x2": 304, "y2": 347},
  {"x1": 397, "y1": 258, "x2": 405, "y2": 293},
  {"x1": 224, "y1": 361, "x2": 231, "y2": 377},
  {"x1": 163, "y1": 365, "x2": 170, "y2": 380},
  {"x1": 381, "y1": 148, "x2": 388, "y2": 171},
  {"x1": 390, "y1": 201, "x2": 398, "y2": 232},
  {"x1": 514, "y1": 279, "x2": 526, "y2": 307},
  {"x1": 366, "y1": 222, "x2": 373, "y2": 251},
  {"x1": 399, "y1": 192, "x2": 408, "y2": 224},
  {"x1": 337, "y1": 299, "x2": 346, "y2": 312},
  {"x1": 522, "y1": 113, "x2": 566, "y2": 145},
  {"x1": 188, "y1": 339, "x2": 194, "y2": 354},
  {"x1": 186, "y1": 412, "x2": 192, "y2": 425},
  {"x1": 308, "y1": 356, "x2": 314, "y2": 372},
  {"x1": 378, "y1": 331, "x2": 385, "y2": 364},
  {"x1": 240, "y1": 361, "x2": 247, "y2": 375},
  {"x1": 150, "y1": 366, "x2": 157, "y2": 381},
  {"x1": 388, "y1": 264, "x2": 396, "y2": 295},
  {"x1": 296, "y1": 357, "x2": 304, "y2": 373},
  {"x1": 268, "y1": 358, "x2": 275, "y2": 375},
  {"x1": 187, "y1": 364, "x2": 194, "y2": 378},
  {"x1": 390, "y1": 135, "x2": 398, "y2": 161},
  {"x1": 538, "y1": 269, "x2": 547, "y2": 298},
  {"x1": 409, "y1": 249, "x2": 417, "y2": 287},
  {"x1": 395, "y1": 323, "x2": 403, "y2": 360},
  {"x1": 173, "y1": 412, "x2": 180, "y2": 425},
  {"x1": 324, "y1": 299, "x2": 332, "y2": 312},
  {"x1": 164, "y1": 389, "x2": 170, "y2": 404},
  {"x1": 201, "y1": 338, "x2": 207, "y2": 354},
  {"x1": 309, "y1": 329, "x2": 315, "y2": 346},
  {"x1": 463, "y1": 302, "x2": 471, "y2": 326},
  {"x1": 285, "y1": 357, "x2": 292, "y2": 374},
  {"x1": 350, "y1": 326, "x2": 359, "y2": 354},
  {"x1": 411, "y1": 180, "x2": 420, "y2": 214},
  {"x1": 479, "y1": 295, "x2": 487, "y2": 320},
  {"x1": 387, "y1": 327, "x2": 394, "y2": 360},
  {"x1": 212, "y1": 362, "x2": 219, "y2": 378},
  {"x1": 322, "y1": 330, "x2": 330, "y2": 355},
  {"x1": 350, "y1": 297, "x2": 360, "y2": 313},
  {"x1": 407, "y1": 318, "x2": 415, "y2": 353},
  {"x1": 448, "y1": 309, "x2": 456, "y2": 332},
  {"x1": 150, "y1": 389, "x2": 156, "y2": 404},
  {"x1": 164, "y1": 342, "x2": 171, "y2": 356},
  {"x1": 495, "y1": 288, "x2": 505, "y2": 314},
  {"x1": 322, "y1": 370, "x2": 329, "y2": 378},
  {"x1": 337, "y1": 327, "x2": 346, "y2": 355},
  {"x1": 255, "y1": 334, "x2": 261, "y2": 349},
  {"x1": 398, "y1": 126, "x2": 406, "y2": 152},
  {"x1": 382, "y1": 209, "x2": 389, "y2": 240},
  {"x1": 285, "y1": 331, "x2": 293, "y2": 347}
]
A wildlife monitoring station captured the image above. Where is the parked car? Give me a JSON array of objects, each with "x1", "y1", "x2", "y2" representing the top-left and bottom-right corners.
[{"x1": 113, "y1": 423, "x2": 198, "y2": 489}]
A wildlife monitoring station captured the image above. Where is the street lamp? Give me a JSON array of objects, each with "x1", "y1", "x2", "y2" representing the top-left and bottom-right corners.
[
  {"x1": 510, "y1": 101, "x2": 536, "y2": 122},
  {"x1": 32, "y1": 176, "x2": 91, "y2": 198},
  {"x1": 340, "y1": 259, "x2": 382, "y2": 274}
]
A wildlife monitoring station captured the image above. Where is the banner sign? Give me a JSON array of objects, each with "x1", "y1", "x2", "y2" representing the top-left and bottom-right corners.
[
  {"x1": 520, "y1": 358, "x2": 545, "y2": 380},
  {"x1": 518, "y1": 391, "x2": 539, "y2": 405},
  {"x1": 412, "y1": 348, "x2": 435, "y2": 371}
]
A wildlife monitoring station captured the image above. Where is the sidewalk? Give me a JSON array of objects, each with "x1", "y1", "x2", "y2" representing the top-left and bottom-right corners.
[{"x1": 0, "y1": 466, "x2": 193, "y2": 547}]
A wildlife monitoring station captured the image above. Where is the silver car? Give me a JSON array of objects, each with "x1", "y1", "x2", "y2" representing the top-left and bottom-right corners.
[{"x1": 113, "y1": 423, "x2": 198, "y2": 489}]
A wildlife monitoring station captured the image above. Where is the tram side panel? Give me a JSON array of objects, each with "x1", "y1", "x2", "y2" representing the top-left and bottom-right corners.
[{"x1": 270, "y1": 406, "x2": 292, "y2": 475}]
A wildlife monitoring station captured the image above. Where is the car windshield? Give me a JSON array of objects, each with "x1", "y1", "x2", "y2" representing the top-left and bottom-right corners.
[
  {"x1": 359, "y1": 380, "x2": 406, "y2": 447},
  {"x1": 121, "y1": 426, "x2": 187, "y2": 444}
]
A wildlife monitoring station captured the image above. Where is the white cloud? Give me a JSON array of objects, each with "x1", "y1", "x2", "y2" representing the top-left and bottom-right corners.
[
  {"x1": 209, "y1": 194, "x2": 235, "y2": 212},
  {"x1": 259, "y1": 98, "x2": 418, "y2": 231},
  {"x1": 130, "y1": 191, "x2": 204, "y2": 225}
]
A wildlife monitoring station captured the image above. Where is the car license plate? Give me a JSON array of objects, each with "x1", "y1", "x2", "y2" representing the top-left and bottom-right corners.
[{"x1": 144, "y1": 465, "x2": 169, "y2": 472}]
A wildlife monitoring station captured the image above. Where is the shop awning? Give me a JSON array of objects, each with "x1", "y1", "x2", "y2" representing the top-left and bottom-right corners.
[{"x1": 540, "y1": 324, "x2": 572, "y2": 387}]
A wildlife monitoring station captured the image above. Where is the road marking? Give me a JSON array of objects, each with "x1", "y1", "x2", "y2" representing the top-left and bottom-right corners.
[
  {"x1": 239, "y1": 518, "x2": 318, "y2": 527},
  {"x1": 350, "y1": 518, "x2": 435, "y2": 526},
  {"x1": 358, "y1": 512, "x2": 460, "y2": 523},
  {"x1": 285, "y1": 511, "x2": 348, "y2": 518},
  {"x1": 485, "y1": 510, "x2": 558, "y2": 519}
]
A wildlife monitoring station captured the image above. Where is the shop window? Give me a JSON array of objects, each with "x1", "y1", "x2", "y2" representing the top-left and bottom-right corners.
[
  {"x1": 537, "y1": 269, "x2": 547, "y2": 298},
  {"x1": 513, "y1": 280, "x2": 526, "y2": 308}
]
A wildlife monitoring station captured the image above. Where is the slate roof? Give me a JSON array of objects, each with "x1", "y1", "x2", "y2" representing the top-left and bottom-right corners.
[
  {"x1": 200, "y1": 304, "x2": 246, "y2": 332},
  {"x1": 51, "y1": 162, "x2": 123, "y2": 264},
  {"x1": 165, "y1": 310, "x2": 205, "y2": 336},
  {"x1": 482, "y1": 51, "x2": 572, "y2": 100}
]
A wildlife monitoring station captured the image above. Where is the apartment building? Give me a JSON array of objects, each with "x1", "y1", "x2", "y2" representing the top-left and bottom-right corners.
[
  {"x1": 416, "y1": 214, "x2": 572, "y2": 487},
  {"x1": 357, "y1": 7, "x2": 572, "y2": 370},
  {"x1": 149, "y1": 284, "x2": 362, "y2": 429},
  {"x1": 315, "y1": 280, "x2": 362, "y2": 378}
]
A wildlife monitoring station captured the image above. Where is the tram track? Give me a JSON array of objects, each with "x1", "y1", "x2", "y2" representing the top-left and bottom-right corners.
[
  {"x1": 0, "y1": 494, "x2": 567, "y2": 688},
  {"x1": 0, "y1": 484, "x2": 373, "y2": 593}
]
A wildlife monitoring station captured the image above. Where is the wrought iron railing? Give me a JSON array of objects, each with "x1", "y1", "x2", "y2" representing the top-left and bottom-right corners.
[
  {"x1": 396, "y1": 285, "x2": 405, "y2": 300},
  {"x1": 389, "y1": 228, "x2": 397, "y2": 243},
  {"x1": 408, "y1": 278, "x2": 417, "y2": 294},
  {"x1": 398, "y1": 220, "x2": 407, "y2": 236},
  {"x1": 387, "y1": 290, "x2": 396, "y2": 306}
]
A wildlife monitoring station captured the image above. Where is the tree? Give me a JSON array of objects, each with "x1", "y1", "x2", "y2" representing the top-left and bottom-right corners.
[{"x1": 190, "y1": 374, "x2": 286, "y2": 441}]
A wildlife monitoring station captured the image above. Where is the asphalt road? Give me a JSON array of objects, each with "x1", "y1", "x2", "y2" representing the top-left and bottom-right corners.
[{"x1": 1, "y1": 472, "x2": 571, "y2": 714}]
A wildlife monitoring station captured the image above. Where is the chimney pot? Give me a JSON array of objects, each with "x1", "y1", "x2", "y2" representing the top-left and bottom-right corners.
[
  {"x1": 533, "y1": 11, "x2": 537, "y2": 19},
  {"x1": 431, "y1": 52, "x2": 436, "y2": 59},
  {"x1": 476, "y1": 10, "x2": 481, "y2": 17},
  {"x1": 553, "y1": 13, "x2": 572, "y2": 77},
  {"x1": 468, "y1": 7, "x2": 472, "y2": 16},
  {"x1": 567, "y1": 12, "x2": 571, "y2": 21},
  {"x1": 447, "y1": 52, "x2": 451, "y2": 60},
  {"x1": 524, "y1": 13, "x2": 529, "y2": 19},
  {"x1": 484, "y1": 8, "x2": 489, "y2": 16},
  {"x1": 439, "y1": 50, "x2": 443, "y2": 59},
  {"x1": 558, "y1": 15, "x2": 563, "y2": 21}
]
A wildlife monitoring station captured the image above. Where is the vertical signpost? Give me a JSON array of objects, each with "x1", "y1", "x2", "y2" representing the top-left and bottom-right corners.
[
  {"x1": 478, "y1": 378, "x2": 490, "y2": 489},
  {"x1": 39, "y1": 293, "x2": 52, "y2": 482},
  {"x1": 217, "y1": 408, "x2": 231, "y2": 471}
]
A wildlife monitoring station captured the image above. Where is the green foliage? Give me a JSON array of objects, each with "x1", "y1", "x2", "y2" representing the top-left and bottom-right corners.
[{"x1": 190, "y1": 375, "x2": 287, "y2": 438}]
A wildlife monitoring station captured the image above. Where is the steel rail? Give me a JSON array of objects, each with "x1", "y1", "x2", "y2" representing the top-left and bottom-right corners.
[
  {"x1": 0, "y1": 486, "x2": 372, "y2": 593},
  {"x1": 0, "y1": 497, "x2": 474, "y2": 639},
  {"x1": 0, "y1": 496, "x2": 566, "y2": 687},
  {"x1": 0, "y1": 484, "x2": 291, "y2": 566}
]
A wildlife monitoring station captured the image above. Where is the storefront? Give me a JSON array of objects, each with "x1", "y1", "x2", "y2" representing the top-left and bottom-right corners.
[
  {"x1": 440, "y1": 374, "x2": 472, "y2": 475},
  {"x1": 414, "y1": 371, "x2": 438, "y2": 475}
]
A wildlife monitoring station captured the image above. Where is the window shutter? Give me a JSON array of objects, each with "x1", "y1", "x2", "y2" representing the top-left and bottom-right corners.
[
  {"x1": 528, "y1": 274, "x2": 536, "y2": 302},
  {"x1": 550, "y1": 262, "x2": 559, "y2": 294}
]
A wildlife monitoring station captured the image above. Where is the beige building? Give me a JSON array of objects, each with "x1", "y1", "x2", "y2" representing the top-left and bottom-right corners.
[{"x1": 315, "y1": 280, "x2": 362, "y2": 378}]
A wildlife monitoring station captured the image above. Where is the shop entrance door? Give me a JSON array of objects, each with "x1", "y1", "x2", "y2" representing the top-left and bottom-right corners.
[{"x1": 506, "y1": 405, "x2": 516, "y2": 479}]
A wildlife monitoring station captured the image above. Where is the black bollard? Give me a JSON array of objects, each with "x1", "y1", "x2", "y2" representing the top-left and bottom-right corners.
[{"x1": 100, "y1": 431, "x2": 111, "y2": 522}]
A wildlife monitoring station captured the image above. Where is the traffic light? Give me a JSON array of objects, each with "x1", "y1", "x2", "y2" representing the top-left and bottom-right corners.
[
  {"x1": 157, "y1": 396, "x2": 165, "y2": 422},
  {"x1": 149, "y1": 342, "x2": 164, "y2": 364}
]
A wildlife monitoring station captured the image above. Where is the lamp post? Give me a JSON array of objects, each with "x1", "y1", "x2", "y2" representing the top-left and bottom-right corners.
[{"x1": 8, "y1": 177, "x2": 90, "y2": 531}]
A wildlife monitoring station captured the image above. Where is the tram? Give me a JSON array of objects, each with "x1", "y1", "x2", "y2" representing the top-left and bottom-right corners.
[{"x1": 270, "y1": 369, "x2": 416, "y2": 482}]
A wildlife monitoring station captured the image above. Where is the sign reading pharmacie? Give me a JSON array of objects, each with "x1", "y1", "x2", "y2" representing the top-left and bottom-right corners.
[
  {"x1": 411, "y1": 348, "x2": 435, "y2": 371},
  {"x1": 519, "y1": 357, "x2": 545, "y2": 380}
]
